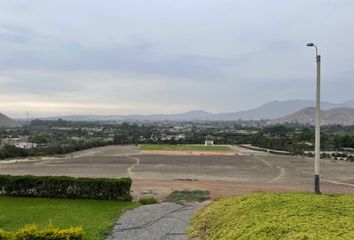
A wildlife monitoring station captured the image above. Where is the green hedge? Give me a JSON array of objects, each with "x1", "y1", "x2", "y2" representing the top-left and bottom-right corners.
[
  {"x1": 0, "y1": 175, "x2": 132, "y2": 201},
  {"x1": 0, "y1": 225, "x2": 84, "y2": 240}
]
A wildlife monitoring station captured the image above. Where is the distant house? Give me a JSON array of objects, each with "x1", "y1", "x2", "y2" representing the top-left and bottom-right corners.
[
  {"x1": 161, "y1": 134, "x2": 185, "y2": 141},
  {"x1": 343, "y1": 148, "x2": 354, "y2": 153},
  {"x1": 205, "y1": 135, "x2": 214, "y2": 146},
  {"x1": 15, "y1": 142, "x2": 37, "y2": 149},
  {"x1": 1, "y1": 137, "x2": 21, "y2": 146},
  {"x1": 1, "y1": 137, "x2": 37, "y2": 149}
]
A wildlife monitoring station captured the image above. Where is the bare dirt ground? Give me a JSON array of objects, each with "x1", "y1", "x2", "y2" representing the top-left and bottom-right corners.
[
  {"x1": 0, "y1": 145, "x2": 139, "y2": 178},
  {"x1": 0, "y1": 145, "x2": 353, "y2": 198}
]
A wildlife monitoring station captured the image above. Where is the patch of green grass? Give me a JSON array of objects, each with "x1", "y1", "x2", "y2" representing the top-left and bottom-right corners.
[
  {"x1": 167, "y1": 190, "x2": 210, "y2": 203},
  {"x1": 189, "y1": 193, "x2": 354, "y2": 240},
  {"x1": 138, "y1": 196, "x2": 159, "y2": 205},
  {"x1": 0, "y1": 196, "x2": 138, "y2": 240},
  {"x1": 140, "y1": 144, "x2": 232, "y2": 152}
]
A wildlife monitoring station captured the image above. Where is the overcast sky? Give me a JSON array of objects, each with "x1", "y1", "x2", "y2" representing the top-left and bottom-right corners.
[{"x1": 0, "y1": 0, "x2": 354, "y2": 117}]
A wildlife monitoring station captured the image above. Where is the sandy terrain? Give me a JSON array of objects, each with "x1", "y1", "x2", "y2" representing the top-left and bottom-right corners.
[{"x1": 0, "y1": 145, "x2": 353, "y2": 199}]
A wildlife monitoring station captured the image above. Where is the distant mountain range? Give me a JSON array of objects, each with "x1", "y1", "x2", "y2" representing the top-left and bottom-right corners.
[
  {"x1": 270, "y1": 107, "x2": 354, "y2": 126},
  {"x1": 0, "y1": 113, "x2": 21, "y2": 128},
  {"x1": 40, "y1": 99, "x2": 354, "y2": 122},
  {"x1": 41, "y1": 110, "x2": 212, "y2": 122},
  {"x1": 209, "y1": 99, "x2": 349, "y2": 121}
]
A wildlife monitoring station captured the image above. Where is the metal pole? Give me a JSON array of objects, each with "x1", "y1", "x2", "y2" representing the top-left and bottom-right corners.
[{"x1": 314, "y1": 53, "x2": 321, "y2": 193}]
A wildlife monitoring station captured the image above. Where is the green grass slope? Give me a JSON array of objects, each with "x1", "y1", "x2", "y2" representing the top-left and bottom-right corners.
[
  {"x1": 140, "y1": 144, "x2": 232, "y2": 152},
  {"x1": 0, "y1": 196, "x2": 138, "y2": 240},
  {"x1": 189, "y1": 193, "x2": 354, "y2": 240}
]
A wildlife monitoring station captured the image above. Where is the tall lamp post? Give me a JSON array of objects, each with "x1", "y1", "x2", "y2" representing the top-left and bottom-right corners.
[{"x1": 307, "y1": 42, "x2": 321, "y2": 194}]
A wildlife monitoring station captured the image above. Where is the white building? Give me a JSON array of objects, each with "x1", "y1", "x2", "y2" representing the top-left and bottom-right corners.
[
  {"x1": 205, "y1": 135, "x2": 214, "y2": 146},
  {"x1": 15, "y1": 142, "x2": 38, "y2": 149}
]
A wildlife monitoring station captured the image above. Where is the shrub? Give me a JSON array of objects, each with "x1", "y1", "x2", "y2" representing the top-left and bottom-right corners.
[
  {"x1": 0, "y1": 175, "x2": 132, "y2": 201},
  {"x1": 0, "y1": 225, "x2": 84, "y2": 240},
  {"x1": 189, "y1": 193, "x2": 354, "y2": 240},
  {"x1": 0, "y1": 229, "x2": 10, "y2": 240},
  {"x1": 166, "y1": 190, "x2": 210, "y2": 203},
  {"x1": 138, "y1": 196, "x2": 159, "y2": 205}
]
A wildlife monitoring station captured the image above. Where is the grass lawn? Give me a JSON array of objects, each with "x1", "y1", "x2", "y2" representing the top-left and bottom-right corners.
[
  {"x1": 0, "y1": 196, "x2": 138, "y2": 240},
  {"x1": 140, "y1": 144, "x2": 232, "y2": 152},
  {"x1": 189, "y1": 193, "x2": 354, "y2": 240}
]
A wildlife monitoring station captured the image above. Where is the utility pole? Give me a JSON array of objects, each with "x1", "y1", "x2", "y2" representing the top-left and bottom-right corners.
[
  {"x1": 307, "y1": 42, "x2": 321, "y2": 194},
  {"x1": 26, "y1": 111, "x2": 29, "y2": 125}
]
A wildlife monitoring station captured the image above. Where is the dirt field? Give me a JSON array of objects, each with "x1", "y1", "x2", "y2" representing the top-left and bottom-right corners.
[{"x1": 0, "y1": 145, "x2": 353, "y2": 198}]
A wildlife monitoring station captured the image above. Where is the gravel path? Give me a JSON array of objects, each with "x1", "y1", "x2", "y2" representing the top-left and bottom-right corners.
[{"x1": 107, "y1": 202, "x2": 206, "y2": 240}]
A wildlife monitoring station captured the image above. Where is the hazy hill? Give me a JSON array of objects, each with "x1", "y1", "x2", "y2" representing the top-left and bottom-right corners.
[
  {"x1": 43, "y1": 110, "x2": 213, "y2": 122},
  {"x1": 125, "y1": 110, "x2": 212, "y2": 121},
  {"x1": 341, "y1": 99, "x2": 354, "y2": 108},
  {"x1": 270, "y1": 107, "x2": 354, "y2": 126},
  {"x1": 210, "y1": 99, "x2": 338, "y2": 121},
  {"x1": 0, "y1": 113, "x2": 21, "y2": 128}
]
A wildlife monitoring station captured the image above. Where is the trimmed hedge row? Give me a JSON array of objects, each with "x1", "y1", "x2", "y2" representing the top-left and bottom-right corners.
[
  {"x1": 0, "y1": 225, "x2": 84, "y2": 240},
  {"x1": 0, "y1": 175, "x2": 132, "y2": 201}
]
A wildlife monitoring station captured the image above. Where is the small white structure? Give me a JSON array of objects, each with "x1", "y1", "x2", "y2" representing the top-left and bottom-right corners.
[
  {"x1": 15, "y1": 142, "x2": 37, "y2": 149},
  {"x1": 205, "y1": 135, "x2": 214, "y2": 146}
]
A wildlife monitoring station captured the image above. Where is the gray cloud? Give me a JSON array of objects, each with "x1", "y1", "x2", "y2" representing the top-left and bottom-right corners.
[
  {"x1": 0, "y1": 0, "x2": 354, "y2": 117},
  {"x1": 0, "y1": 24, "x2": 235, "y2": 80}
]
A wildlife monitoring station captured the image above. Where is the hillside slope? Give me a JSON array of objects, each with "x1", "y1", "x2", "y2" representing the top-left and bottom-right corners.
[
  {"x1": 270, "y1": 107, "x2": 354, "y2": 125},
  {"x1": 0, "y1": 113, "x2": 21, "y2": 128}
]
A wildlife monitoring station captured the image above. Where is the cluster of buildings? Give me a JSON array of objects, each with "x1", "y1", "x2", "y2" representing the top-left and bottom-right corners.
[
  {"x1": 160, "y1": 134, "x2": 185, "y2": 141},
  {"x1": 1, "y1": 137, "x2": 38, "y2": 149}
]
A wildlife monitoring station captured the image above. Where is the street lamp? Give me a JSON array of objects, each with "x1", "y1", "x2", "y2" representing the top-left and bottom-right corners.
[{"x1": 307, "y1": 42, "x2": 321, "y2": 194}]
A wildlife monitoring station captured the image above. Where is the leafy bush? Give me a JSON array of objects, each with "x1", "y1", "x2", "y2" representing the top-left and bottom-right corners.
[
  {"x1": 189, "y1": 193, "x2": 354, "y2": 240},
  {"x1": 138, "y1": 196, "x2": 159, "y2": 205},
  {"x1": 0, "y1": 224, "x2": 84, "y2": 240},
  {"x1": 0, "y1": 229, "x2": 10, "y2": 240},
  {"x1": 0, "y1": 175, "x2": 132, "y2": 201}
]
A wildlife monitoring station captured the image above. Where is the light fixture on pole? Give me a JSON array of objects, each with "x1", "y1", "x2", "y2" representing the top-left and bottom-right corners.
[{"x1": 307, "y1": 42, "x2": 321, "y2": 194}]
